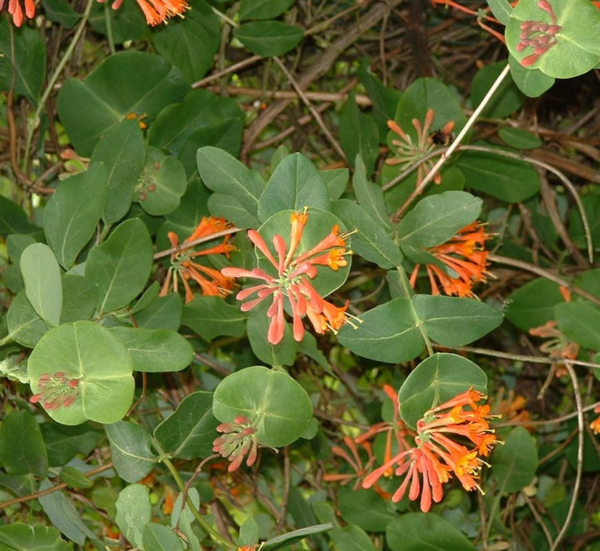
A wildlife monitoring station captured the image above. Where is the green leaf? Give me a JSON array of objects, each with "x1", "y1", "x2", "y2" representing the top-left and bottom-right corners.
[
  {"x1": 152, "y1": 0, "x2": 220, "y2": 83},
  {"x1": 0, "y1": 195, "x2": 38, "y2": 237},
  {"x1": 136, "y1": 293, "x2": 183, "y2": 331},
  {"x1": 471, "y1": 61, "x2": 524, "y2": 118},
  {"x1": 6, "y1": 290, "x2": 49, "y2": 347},
  {"x1": 212, "y1": 365, "x2": 313, "y2": 448},
  {"x1": 197, "y1": 146, "x2": 265, "y2": 228},
  {"x1": 20, "y1": 243, "x2": 63, "y2": 327},
  {"x1": 498, "y1": 126, "x2": 543, "y2": 149},
  {"x1": 399, "y1": 353, "x2": 487, "y2": 428},
  {"x1": 41, "y1": 423, "x2": 103, "y2": 467},
  {"x1": 38, "y1": 479, "x2": 98, "y2": 545},
  {"x1": 90, "y1": 119, "x2": 145, "y2": 224},
  {"x1": 234, "y1": 21, "x2": 304, "y2": 57},
  {"x1": 386, "y1": 512, "x2": 477, "y2": 551},
  {"x1": 238, "y1": 518, "x2": 260, "y2": 547},
  {"x1": 57, "y1": 51, "x2": 187, "y2": 156},
  {"x1": 60, "y1": 275, "x2": 98, "y2": 323},
  {"x1": 44, "y1": 164, "x2": 108, "y2": 268},
  {"x1": 0, "y1": 21, "x2": 46, "y2": 102},
  {"x1": 458, "y1": 147, "x2": 540, "y2": 202},
  {"x1": 109, "y1": 327, "x2": 193, "y2": 372},
  {"x1": 106, "y1": 422, "x2": 157, "y2": 484},
  {"x1": 263, "y1": 524, "x2": 333, "y2": 551},
  {"x1": 338, "y1": 488, "x2": 396, "y2": 533},
  {"x1": 332, "y1": 199, "x2": 403, "y2": 269},
  {"x1": 328, "y1": 526, "x2": 377, "y2": 551},
  {"x1": 115, "y1": 484, "x2": 152, "y2": 548},
  {"x1": 239, "y1": 0, "x2": 295, "y2": 20},
  {"x1": 85, "y1": 218, "x2": 154, "y2": 313},
  {"x1": 60, "y1": 466, "x2": 94, "y2": 490},
  {"x1": 0, "y1": 411, "x2": 48, "y2": 477},
  {"x1": 339, "y1": 94, "x2": 379, "y2": 177},
  {"x1": 492, "y1": 426, "x2": 538, "y2": 493},
  {"x1": 258, "y1": 153, "x2": 330, "y2": 222},
  {"x1": 505, "y1": 278, "x2": 564, "y2": 331},
  {"x1": 357, "y1": 57, "x2": 403, "y2": 139},
  {"x1": 486, "y1": 0, "x2": 512, "y2": 24},
  {"x1": 508, "y1": 53, "x2": 554, "y2": 98},
  {"x1": 143, "y1": 523, "x2": 185, "y2": 551},
  {"x1": 153, "y1": 391, "x2": 219, "y2": 459},
  {"x1": 0, "y1": 524, "x2": 71, "y2": 551},
  {"x1": 397, "y1": 191, "x2": 482, "y2": 248},
  {"x1": 28, "y1": 321, "x2": 135, "y2": 425},
  {"x1": 182, "y1": 296, "x2": 248, "y2": 340},
  {"x1": 337, "y1": 298, "x2": 424, "y2": 363},
  {"x1": 413, "y1": 295, "x2": 504, "y2": 346},
  {"x1": 506, "y1": 0, "x2": 600, "y2": 79},
  {"x1": 149, "y1": 89, "x2": 244, "y2": 160},
  {"x1": 89, "y1": 0, "x2": 146, "y2": 43},
  {"x1": 555, "y1": 302, "x2": 600, "y2": 351},
  {"x1": 321, "y1": 168, "x2": 349, "y2": 200},
  {"x1": 352, "y1": 155, "x2": 392, "y2": 230},
  {"x1": 42, "y1": 0, "x2": 80, "y2": 28},
  {"x1": 135, "y1": 148, "x2": 187, "y2": 216}
]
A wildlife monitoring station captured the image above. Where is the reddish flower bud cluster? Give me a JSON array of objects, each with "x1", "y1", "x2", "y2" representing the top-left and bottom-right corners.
[
  {"x1": 387, "y1": 108, "x2": 455, "y2": 187},
  {"x1": 160, "y1": 216, "x2": 236, "y2": 304},
  {"x1": 410, "y1": 221, "x2": 491, "y2": 298},
  {"x1": 516, "y1": 0, "x2": 561, "y2": 67},
  {"x1": 362, "y1": 388, "x2": 500, "y2": 513},
  {"x1": 222, "y1": 210, "x2": 357, "y2": 345},
  {"x1": 213, "y1": 415, "x2": 259, "y2": 473},
  {"x1": 30, "y1": 371, "x2": 80, "y2": 410}
]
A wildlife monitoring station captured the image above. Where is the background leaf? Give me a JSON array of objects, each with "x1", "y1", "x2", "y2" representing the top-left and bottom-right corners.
[
  {"x1": 85, "y1": 219, "x2": 153, "y2": 313},
  {"x1": 234, "y1": 21, "x2": 304, "y2": 57},
  {"x1": 492, "y1": 426, "x2": 538, "y2": 493}
]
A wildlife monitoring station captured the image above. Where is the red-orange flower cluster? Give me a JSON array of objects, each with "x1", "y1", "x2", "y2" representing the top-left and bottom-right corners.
[
  {"x1": 410, "y1": 221, "x2": 491, "y2": 298},
  {"x1": 222, "y1": 210, "x2": 356, "y2": 345},
  {"x1": 362, "y1": 388, "x2": 500, "y2": 513},
  {"x1": 160, "y1": 216, "x2": 236, "y2": 304},
  {"x1": 1, "y1": 0, "x2": 35, "y2": 27},
  {"x1": 102, "y1": 0, "x2": 187, "y2": 25}
]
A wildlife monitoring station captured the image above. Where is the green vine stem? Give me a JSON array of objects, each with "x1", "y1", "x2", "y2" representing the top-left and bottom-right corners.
[{"x1": 151, "y1": 437, "x2": 237, "y2": 550}]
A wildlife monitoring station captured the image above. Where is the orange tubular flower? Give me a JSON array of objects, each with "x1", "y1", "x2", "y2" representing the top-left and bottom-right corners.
[
  {"x1": 222, "y1": 210, "x2": 357, "y2": 345},
  {"x1": 409, "y1": 221, "x2": 491, "y2": 298},
  {"x1": 362, "y1": 387, "x2": 500, "y2": 513},
  {"x1": 160, "y1": 216, "x2": 236, "y2": 304},
  {"x1": 100, "y1": 0, "x2": 187, "y2": 26},
  {"x1": 1, "y1": 0, "x2": 35, "y2": 27}
]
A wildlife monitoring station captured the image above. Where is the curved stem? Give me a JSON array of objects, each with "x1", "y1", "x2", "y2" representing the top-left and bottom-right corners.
[
  {"x1": 151, "y1": 437, "x2": 236, "y2": 550},
  {"x1": 23, "y1": 0, "x2": 95, "y2": 171},
  {"x1": 550, "y1": 361, "x2": 584, "y2": 551}
]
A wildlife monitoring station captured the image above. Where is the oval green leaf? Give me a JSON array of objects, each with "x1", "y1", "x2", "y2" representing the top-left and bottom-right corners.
[
  {"x1": 20, "y1": 243, "x2": 63, "y2": 327},
  {"x1": 492, "y1": 426, "x2": 538, "y2": 493},
  {"x1": 234, "y1": 21, "x2": 304, "y2": 57},
  {"x1": 399, "y1": 353, "x2": 487, "y2": 428},
  {"x1": 28, "y1": 321, "x2": 135, "y2": 425},
  {"x1": 212, "y1": 366, "x2": 313, "y2": 448}
]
